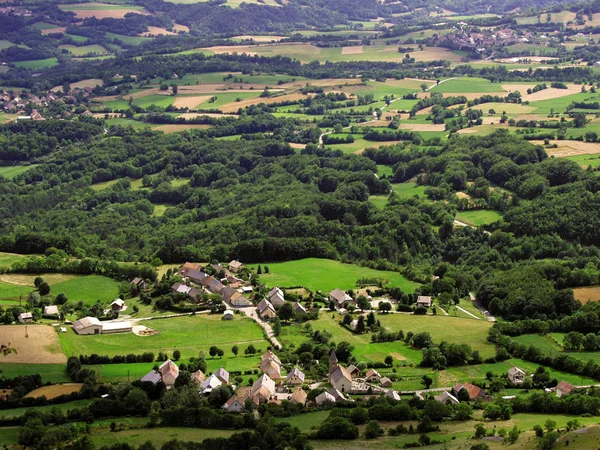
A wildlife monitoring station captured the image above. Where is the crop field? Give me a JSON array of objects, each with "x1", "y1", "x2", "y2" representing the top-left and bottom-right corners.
[
  {"x1": 455, "y1": 209, "x2": 502, "y2": 226},
  {"x1": 573, "y1": 285, "x2": 600, "y2": 303},
  {"x1": 59, "y1": 314, "x2": 268, "y2": 360},
  {"x1": 24, "y1": 383, "x2": 83, "y2": 399},
  {"x1": 14, "y1": 58, "x2": 60, "y2": 69},
  {"x1": 2, "y1": 325, "x2": 67, "y2": 364},
  {"x1": 250, "y1": 258, "x2": 420, "y2": 292}
]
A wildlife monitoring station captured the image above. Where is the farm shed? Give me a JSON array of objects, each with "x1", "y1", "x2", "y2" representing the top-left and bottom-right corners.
[{"x1": 72, "y1": 316, "x2": 102, "y2": 335}]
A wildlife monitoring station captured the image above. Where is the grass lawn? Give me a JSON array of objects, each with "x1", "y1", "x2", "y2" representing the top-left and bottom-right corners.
[
  {"x1": 51, "y1": 275, "x2": 121, "y2": 305},
  {"x1": 251, "y1": 258, "x2": 420, "y2": 293},
  {"x1": 430, "y1": 77, "x2": 505, "y2": 93},
  {"x1": 14, "y1": 58, "x2": 59, "y2": 70},
  {"x1": 59, "y1": 314, "x2": 269, "y2": 361},
  {"x1": 455, "y1": 209, "x2": 502, "y2": 226},
  {"x1": 0, "y1": 164, "x2": 38, "y2": 180}
]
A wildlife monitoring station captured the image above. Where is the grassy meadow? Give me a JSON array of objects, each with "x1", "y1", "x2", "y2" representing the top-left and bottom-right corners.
[{"x1": 251, "y1": 258, "x2": 420, "y2": 292}]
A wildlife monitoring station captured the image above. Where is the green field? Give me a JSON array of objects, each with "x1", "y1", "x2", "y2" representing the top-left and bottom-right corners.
[
  {"x1": 370, "y1": 182, "x2": 430, "y2": 209},
  {"x1": 197, "y1": 91, "x2": 262, "y2": 108},
  {"x1": 0, "y1": 399, "x2": 92, "y2": 419},
  {"x1": 0, "y1": 164, "x2": 38, "y2": 179},
  {"x1": 430, "y1": 77, "x2": 506, "y2": 93},
  {"x1": 455, "y1": 209, "x2": 502, "y2": 226},
  {"x1": 0, "y1": 252, "x2": 30, "y2": 269},
  {"x1": 276, "y1": 411, "x2": 330, "y2": 432},
  {"x1": 0, "y1": 40, "x2": 16, "y2": 50},
  {"x1": 14, "y1": 58, "x2": 59, "y2": 70},
  {"x1": 251, "y1": 258, "x2": 420, "y2": 292},
  {"x1": 105, "y1": 33, "x2": 151, "y2": 45},
  {"x1": 60, "y1": 44, "x2": 108, "y2": 56},
  {"x1": 566, "y1": 153, "x2": 600, "y2": 168},
  {"x1": 51, "y1": 275, "x2": 121, "y2": 305},
  {"x1": 0, "y1": 363, "x2": 71, "y2": 383},
  {"x1": 59, "y1": 314, "x2": 268, "y2": 361}
]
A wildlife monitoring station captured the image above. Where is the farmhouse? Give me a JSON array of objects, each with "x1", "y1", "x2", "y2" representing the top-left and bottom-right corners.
[
  {"x1": 72, "y1": 316, "x2": 102, "y2": 335},
  {"x1": 452, "y1": 382, "x2": 487, "y2": 401},
  {"x1": 289, "y1": 387, "x2": 307, "y2": 405},
  {"x1": 191, "y1": 370, "x2": 206, "y2": 385},
  {"x1": 202, "y1": 276, "x2": 224, "y2": 294},
  {"x1": 380, "y1": 377, "x2": 392, "y2": 388},
  {"x1": 556, "y1": 381, "x2": 575, "y2": 398},
  {"x1": 18, "y1": 312, "x2": 33, "y2": 323},
  {"x1": 229, "y1": 260, "x2": 244, "y2": 273},
  {"x1": 130, "y1": 277, "x2": 147, "y2": 291},
  {"x1": 179, "y1": 262, "x2": 201, "y2": 277},
  {"x1": 261, "y1": 350, "x2": 282, "y2": 379},
  {"x1": 257, "y1": 298, "x2": 276, "y2": 319},
  {"x1": 223, "y1": 310, "x2": 234, "y2": 320},
  {"x1": 170, "y1": 282, "x2": 202, "y2": 301},
  {"x1": 43, "y1": 305, "x2": 59, "y2": 317},
  {"x1": 286, "y1": 367, "x2": 305, "y2": 385},
  {"x1": 508, "y1": 367, "x2": 526, "y2": 385},
  {"x1": 140, "y1": 370, "x2": 162, "y2": 386},
  {"x1": 159, "y1": 360, "x2": 179, "y2": 389},
  {"x1": 223, "y1": 287, "x2": 251, "y2": 307},
  {"x1": 292, "y1": 302, "x2": 307, "y2": 315},
  {"x1": 199, "y1": 374, "x2": 222, "y2": 394},
  {"x1": 222, "y1": 394, "x2": 245, "y2": 412},
  {"x1": 347, "y1": 365, "x2": 361, "y2": 377},
  {"x1": 251, "y1": 374, "x2": 276, "y2": 402},
  {"x1": 215, "y1": 367, "x2": 230, "y2": 384},
  {"x1": 111, "y1": 299, "x2": 125, "y2": 312},
  {"x1": 329, "y1": 288, "x2": 354, "y2": 308},
  {"x1": 268, "y1": 287, "x2": 285, "y2": 307},
  {"x1": 386, "y1": 390, "x2": 401, "y2": 401},
  {"x1": 366, "y1": 369, "x2": 381, "y2": 382},
  {"x1": 315, "y1": 391, "x2": 336, "y2": 406},
  {"x1": 187, "y1": 269, "x2": 207, "y2": 285},
  {"x1": 416, "y1": 296, "x2": 432, "y2": 308},
  {"x1": 435, "y1": 391, "x2": 460, "y2": 405}
]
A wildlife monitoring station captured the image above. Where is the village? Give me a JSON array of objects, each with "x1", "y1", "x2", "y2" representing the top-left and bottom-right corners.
[{"x1": 20, "y1": 259, "x2": 577, "y2": 418}]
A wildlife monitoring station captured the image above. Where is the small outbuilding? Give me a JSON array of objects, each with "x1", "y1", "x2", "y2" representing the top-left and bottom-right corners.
[
  {"x1": 18, "y1": 312, "x2": 33, "y2": 324},
  {"x1": 223, "y1": 310, "x2": 234, "y2": 320},
  {"x1": 111, "y1": 299, "x2": 125, "y2": 312},
  {"x1": 416, "y1": 296, "x2": 432, "y2": 308},
  {"x1": 43, "y1": 305, "x2": 59, "y2": 317}
]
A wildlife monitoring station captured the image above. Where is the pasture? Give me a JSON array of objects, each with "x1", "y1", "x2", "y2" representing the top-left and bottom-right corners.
[
  {"x1": 370, "y1": 182, "x2": 430, "y2": 209},
  {"x1": 14, "y1": 58, "x2": 60, "y2": 70},
  {"x1": 250, "y1": 258, "x2": 420, "y2": 292},
  {"x1": 430, "y1": 77, "x2": 506, "y2": 93},
  {"x1": 0, "y1": 252, "x2": 30, "y2": 269},
  {"x1": 58, "y1": 44, "x2": 108, "y2": 56},
  {"x1": 1, "y1": 325, "x2": 67, "y2": 364},
  {"x1": 24, "y1": 384, "x2": 82, "y2": 399},
  {"x1": 58, "y1": 314, "x2": 269, "y2": 360},
  {"x1": 455, "y1": 209, "x2": 502, "y2": 226},
  {"x1": 59, "y1": 2, "x2": 149, "y2": 19},
  {"x1": 0, "y1": 363, "x2": 71, "y2": 383}
]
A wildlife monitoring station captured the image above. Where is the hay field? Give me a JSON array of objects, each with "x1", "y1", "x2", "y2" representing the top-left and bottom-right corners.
[
  {"x1": 60, "y1": 3, "x2": 149, "y2": 19},
  {"x1": 232, "y1": 35, "x2": 286, "y2": 42},
  {"x1": 545, "y1": 140, "x2": 600, "y2": 157},
  {"x1": 1, "y1": 325, "x2": 66, "y2": 364},
  {"x1": 24, "y1": 384, "x2": 83, "y2": 399},
  {"x1": 573, "y1": 286, "x2": 600, "y2": 304},
  {"x1": 0, "y1": 273, "x2": 79, "y2": 286},
  {"x1": 341, "y1": 46, "x2": 363, "y2": 55},
  {"x1": 398, "y1": 123, "x2": 446, "y2": 131},
  {"x1": 141, "y1": 26, "x2": 177, "y2": 36},
  {"x1": 152, "y1": 124, "x2": 212, "y2": 133},
  {"x1": 521, "y1": 85, "x2": 582, "y2": 102},
  {"x1": 173, "y1": 95, "x2": 210, "y2": 109}
]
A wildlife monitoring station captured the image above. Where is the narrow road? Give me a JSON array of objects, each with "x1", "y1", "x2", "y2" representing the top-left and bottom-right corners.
[
  {"x1": 469, "y1": 292, "x2": 496, "y2": 322},
  {"x1": 236, "y1": 305, "x2": 282, "y2": 350}
]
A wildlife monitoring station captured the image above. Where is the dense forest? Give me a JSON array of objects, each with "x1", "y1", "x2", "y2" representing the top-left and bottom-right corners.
[{"x1": 1, "y1": 119, "x2": 600, "y2": 321}]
